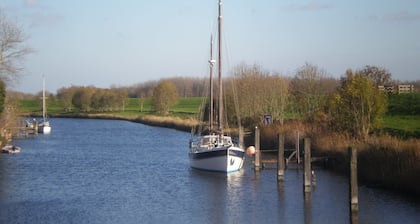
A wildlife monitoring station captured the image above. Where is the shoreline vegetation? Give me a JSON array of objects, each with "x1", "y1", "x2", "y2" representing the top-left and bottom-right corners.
[
  {"x1": 9, "y1": 88, "x2": 420, "y2": 198},
  {"x1": 21, "y1": 110, "x2": 420, "y2": 198}
]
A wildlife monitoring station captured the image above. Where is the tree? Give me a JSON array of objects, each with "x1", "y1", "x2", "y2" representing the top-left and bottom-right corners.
[
  {"x1": 359, "y1": 65, "x2": 391, "y2": 86},
  {"x1": 152, "y1": 80, "x2": 178, "y2": 114},
  {"x1": 227, "y1": 63, "x2": 289, "y2": 125},
  {"x1": 57, "y1": 86, "x2": 77, "y2": 112},
  {"x1": 0, "y1": 11, "x2": 32, "y2": 84},
  {"x1": 0, "y1": 80, "x2": 4, "y2": 114},
  {"x1": 72, "y1": 86, "x2": 95, "y2": 112},
  {"x1": 290, "y1": 63, "x2": 334, "y2": 119},
  {"x1": 0, "y1": 11, "x2": 31, "y2": 144},
  {"x1": 329, "y1": 69, "x2": 387, "y2": 139},
  {"x1": 114, "y1": 88, "x2": 128, "y2": 111}
]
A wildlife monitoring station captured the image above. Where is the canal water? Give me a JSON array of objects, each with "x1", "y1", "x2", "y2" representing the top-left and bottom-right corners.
[{"x1": 0, "y1": 118, "x2": 418, "y2": 224}]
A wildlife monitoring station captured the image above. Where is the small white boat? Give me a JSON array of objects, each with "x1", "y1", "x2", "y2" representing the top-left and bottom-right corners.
[
  {"x1": 1, "y1": 145, "x2": 21, "y2": 154},
  {"x1": 38, "y1": 76, "x2": 52, "y2": 134}
]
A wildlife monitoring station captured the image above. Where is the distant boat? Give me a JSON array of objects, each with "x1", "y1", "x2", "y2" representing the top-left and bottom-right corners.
[
  {"x1": 2, "y1": 145, "x2": 21, "y2": 154},
  {"x1": 38, "y1": 77, "x2": 51, "y2": 134},
  {"x1": 188, "y1": 0, "x2": 245, "y2": 173}
]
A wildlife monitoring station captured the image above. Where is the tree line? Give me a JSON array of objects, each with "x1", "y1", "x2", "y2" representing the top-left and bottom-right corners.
[
  {"x1": 13, "y1": 62, "x2": 417, "y2": 140},
  {"x1": 57, "y1": 86, "x2": 129, "y2": 112}
]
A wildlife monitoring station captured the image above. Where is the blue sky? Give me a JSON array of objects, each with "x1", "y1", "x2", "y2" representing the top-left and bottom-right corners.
[{"x1": 2, "y1": 0, "x2": 420, "y2": 93}]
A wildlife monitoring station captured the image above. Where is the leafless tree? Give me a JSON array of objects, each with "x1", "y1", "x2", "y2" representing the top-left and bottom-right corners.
[
  {"x1": 227, "y1": 63, "x2": 289, "y2": 126},
  {"x1": 0, "y1": 10, "x2": 32, "y2": 85},
  {"x1": 359, "y1": 65, "x2": 392, "y2": 86},
  {"x1": 290, "y1": 62, "x2": 334, "y2": 119},
  {"x1": 152, "y1": 80, "x2": 179, "y2": 114}
]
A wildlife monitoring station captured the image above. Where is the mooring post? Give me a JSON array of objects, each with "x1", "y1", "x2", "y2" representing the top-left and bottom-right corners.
[
  {"x1": 254, "y1": 126, "x2": 261, "y2": 171},
  {"x1": 34, "y1": 120, "x2": 38, "y2": 134},
  {"x1": 296, "y1": 131, "x2": 300, "y2": 164},
  {"x1": 349, "y1": 147, "x2": 359, "y2": 214},
  {"x1": 277, "y1": 134, "x2": 285, "y2": 181},
  {"x1": 304, "y1": 138, "x2": 311, "y2": 193},
  {"x1": 239, "y1": 126, "x2": 244, "y2": 149}
]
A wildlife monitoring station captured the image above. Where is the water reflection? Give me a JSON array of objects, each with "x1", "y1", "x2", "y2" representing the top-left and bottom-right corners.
[
  {"x1": 350, "y1": 210, "x2": 359, "y2": 224},
  {"x1": 1, "y1": 118, "x2": 419, "y2": 224},
  {"x1": 304, "y1": 192, "x2": 312, "y2": 224}
]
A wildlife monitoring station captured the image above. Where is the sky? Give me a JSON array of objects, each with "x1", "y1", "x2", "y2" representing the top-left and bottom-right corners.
[{"x1": 1, "y1": 0, "x2": 420, "y2": 94}]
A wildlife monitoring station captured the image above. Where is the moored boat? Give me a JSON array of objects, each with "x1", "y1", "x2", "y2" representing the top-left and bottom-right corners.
[
  {"x1": 189, "y1": 0, "x2": 245, "y2": 173},
  {"x1": 2, "y1": 145, "x2": 21, "y2": 154},
  {"x1": 38, "y1": 76, "x2": 52, "y2": 134}
]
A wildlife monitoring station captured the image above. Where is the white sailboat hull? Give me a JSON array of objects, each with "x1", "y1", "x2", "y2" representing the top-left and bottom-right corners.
[
  {"x1": 189, "y1": 144, "x2": 245, "y2": 172},
  {"x1": 38, "y1": 122, "x2": 51, "y2": 134}
]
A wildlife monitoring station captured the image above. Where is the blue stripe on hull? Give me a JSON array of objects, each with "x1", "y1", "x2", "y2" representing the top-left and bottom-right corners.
[{"x1": 189, "y1": 149, "x2": 245, "y2": 160}]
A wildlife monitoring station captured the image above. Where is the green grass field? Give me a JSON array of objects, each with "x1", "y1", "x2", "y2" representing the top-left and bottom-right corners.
[
  {"x1": 18, "y1": 95, "x2": 419, "y2": 138},
  {"x1": 18, "y1": 97, "x2": 204, "y2": 118}
]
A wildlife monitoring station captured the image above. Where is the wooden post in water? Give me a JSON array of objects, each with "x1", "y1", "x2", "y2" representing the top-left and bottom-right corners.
[
  {"x1": 34, "y1": 120, "x2": 38, "y2": 134},
  {"x1": 239, "y1": 126, "x2": 244, "y2": 149},
  {"x1": 296, "y1": 131, "x2": 300, "y2": 164},
  {"x1": 304, "y1": 138, "x2": 311, "y2": 193},
  {"x1": 349, "y1": 147, "x2": 359, "y2": 213},
  {"x1": 254, "y1": 126, "x2": 261, "y2": 171},
  {"x1": 277, "y1": 134, "x2": 285, "y2": 181}
]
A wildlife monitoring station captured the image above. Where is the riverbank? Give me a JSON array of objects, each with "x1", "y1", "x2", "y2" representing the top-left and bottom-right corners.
[
  {"x1": 257, "y1": 121, "x2": 420, "y2": 198},
  {"x1": 18, "y1": 113, "x2": 420, "y2": 198}
]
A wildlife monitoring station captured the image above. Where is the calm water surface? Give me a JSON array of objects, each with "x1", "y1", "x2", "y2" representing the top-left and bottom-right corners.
[{"x1": 0, "y1": 118, "x2": 419, "y2": 224}]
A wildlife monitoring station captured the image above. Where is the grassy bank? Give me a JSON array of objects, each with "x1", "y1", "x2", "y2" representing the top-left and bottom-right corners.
[{"x1": 18, "y1": 97, "x2": 203, "y2": 133}]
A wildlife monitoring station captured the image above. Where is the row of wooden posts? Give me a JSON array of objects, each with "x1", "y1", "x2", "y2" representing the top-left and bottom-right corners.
[{"x1": 252, "y1": 127, "x2": 359, "y2": 222}]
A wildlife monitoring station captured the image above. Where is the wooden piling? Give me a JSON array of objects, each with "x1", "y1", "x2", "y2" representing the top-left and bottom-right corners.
[
  {"x1": 304, "y1": 138, "x2": 311, "y2": 193},
  {"x1": 254, "y1": 126, "x2": 261, "y2": 171},
  {"x1": 239, "y1": 126, "x2": 244, "y2": 149},
  {"x1": 349, "y1": 147, "x2": 359, "y2": 213},
  {"x1": 277, "y1": 134, "x2": 285, "y2": 181},
  {"x1": 296, "y1": 131, "x2": 300, "y2": 164}
]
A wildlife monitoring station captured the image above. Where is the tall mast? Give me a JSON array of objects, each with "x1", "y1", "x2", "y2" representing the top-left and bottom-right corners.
[
  {"x1": 217, "y1": 0, "x2": 223, "y2": 134},
  {"x1": 42, "y1": 76, "x2": 46, "y2": 120},
  {"x1": 209, "y1": 35, "x2": 215, "y2": 132}
]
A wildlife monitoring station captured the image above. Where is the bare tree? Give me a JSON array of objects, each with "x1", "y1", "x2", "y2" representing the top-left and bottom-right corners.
[
  {"x1": 359, "y1": 65, "x2": 392, "y2": 86},
  {"x1": 291, "y1": 62, "x2": 331, "y2": 119},
  {"x1": 0, "y1": 11, "x2": 31, "y2": 144},
  {"x1": 152, "y1": 80, "x2": 179, "y2": 114},
  {"x1": 0, "y1": 11, "x2": 32, "y2": 85},
  {"x1": 227, "y1": 63, "x2": 289, "y2": 125}
]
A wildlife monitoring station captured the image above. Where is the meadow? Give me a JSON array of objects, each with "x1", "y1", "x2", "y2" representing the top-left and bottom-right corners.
[{"x1": 18, "y1": 95, "x2": 419, "y2": 138}]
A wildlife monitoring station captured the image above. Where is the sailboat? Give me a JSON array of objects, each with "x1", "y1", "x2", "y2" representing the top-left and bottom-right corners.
[
  {"x1": 189, "y1": 0, "x2": 245, "y2": 172},
  {"x1": 38, "y1": 77, "x2": 51, "y2": 134}
]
